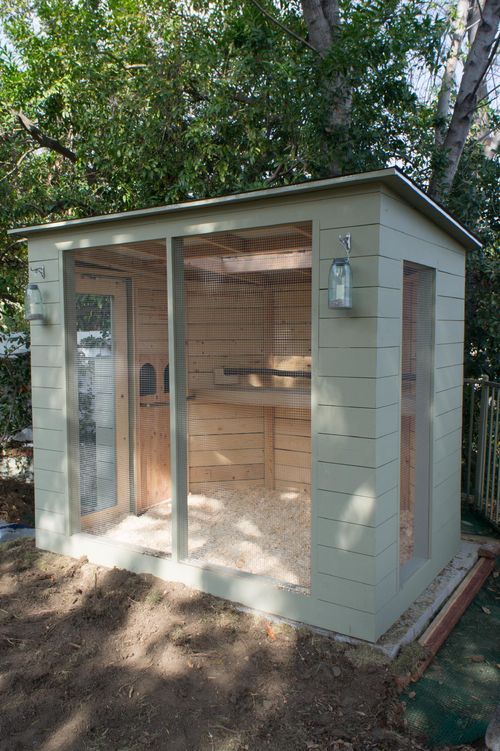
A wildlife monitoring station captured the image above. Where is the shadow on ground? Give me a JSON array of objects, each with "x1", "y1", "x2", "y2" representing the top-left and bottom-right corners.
[{"x1": 0, "y1": 539, "x2": 471, "y2": 751}]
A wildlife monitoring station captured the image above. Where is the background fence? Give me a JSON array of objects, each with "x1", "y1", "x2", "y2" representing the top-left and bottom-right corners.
[{"x1": 462, "y1": 376, "x2": 499, "y2": 529}]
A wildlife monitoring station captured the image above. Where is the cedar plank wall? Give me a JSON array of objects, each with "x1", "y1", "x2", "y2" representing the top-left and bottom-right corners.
[
  {"x1": 133, "y1": 271, "x2": 171, "y2": 510},
  {"x1": 185, "y1": 278, "x2": 312, "y2": 493},
  {"x1": 272, "y1": 284, "x2": 311, "y2": 492},
  {"x1": 186, "y1": 279, "x2": 267, "y2": 492}
]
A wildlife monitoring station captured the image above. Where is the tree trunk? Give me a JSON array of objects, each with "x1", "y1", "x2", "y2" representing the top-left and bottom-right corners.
[
  {"x1": 301, "y1": 0, "x2": 352, "y2": 176},
  {"x1": 429, "y1": 0, "x2": 500, "y2": 199},
  {"x1": 467, "y1": 0, "x2": 499, "y2": 158},
  {"x1": 434, "y1": 0, "x2": 470, "y2": 148}
]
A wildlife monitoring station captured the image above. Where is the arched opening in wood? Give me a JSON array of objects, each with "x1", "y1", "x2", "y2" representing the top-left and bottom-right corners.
[{"x1": 139, "y1": 363, "x2": 156, "y2": 396}]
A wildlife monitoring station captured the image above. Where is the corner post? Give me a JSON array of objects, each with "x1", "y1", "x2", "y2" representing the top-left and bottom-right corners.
[{"x1": 167, "y1": 236, "x2": 188, "y2": 561}]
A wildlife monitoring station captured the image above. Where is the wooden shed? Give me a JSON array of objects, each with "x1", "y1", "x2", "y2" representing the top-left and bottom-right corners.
[{"x1": 11, "y1": 168, "x2": 481, "y2": 642}]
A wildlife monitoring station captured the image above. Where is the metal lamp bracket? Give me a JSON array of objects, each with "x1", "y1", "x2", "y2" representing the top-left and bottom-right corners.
[
  {"x1": 338, "y1": 234, "x2": 351, "y2": 257},
  {"x1": 31, "y1": 265, "x2": 46, "y2": 279}
]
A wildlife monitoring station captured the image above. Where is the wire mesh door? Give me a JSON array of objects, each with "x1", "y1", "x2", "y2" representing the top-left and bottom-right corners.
[
  {"x1": 75, "y1": 275, "x2": 130, "y2": 530},
  {"x1": 179, "y1": 222, "x2": 312, "y2": 589},
  {"x1": 67, "y1": 240, "x2": 172, "y2": 554},
  {"x1": 400, "y1": 261, "x2": 434, "y2": 570}
]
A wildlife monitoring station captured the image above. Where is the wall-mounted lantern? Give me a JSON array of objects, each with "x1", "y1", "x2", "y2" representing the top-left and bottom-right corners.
[
  {"x1": 328, "y1": 234, "x2": 352, "y2": 309},
  {"x1": 24, "y1": 283, "x2": 45, "y2": 321}
]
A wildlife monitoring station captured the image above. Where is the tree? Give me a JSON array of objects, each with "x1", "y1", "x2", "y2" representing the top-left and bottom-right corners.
[
  {"x1": 0, "y1": 0, "x2": 498, "y2": 372},
  {"x1": 428, "y1": 0, "x2": 500, "y2": 199}
]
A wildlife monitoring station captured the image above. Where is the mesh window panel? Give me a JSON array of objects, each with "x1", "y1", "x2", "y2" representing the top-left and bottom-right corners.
[
  {"x1": 400, "y1": 262, "x2": 434, "y2": 568},
  {"x1": 180, "y1": 222, "x2": 312, "y2": 589},
  {"x1": 65, "y1": 240, "x2": 172, "y2": 555}
]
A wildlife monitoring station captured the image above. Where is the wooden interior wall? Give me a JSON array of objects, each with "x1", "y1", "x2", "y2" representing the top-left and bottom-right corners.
[
  {"x1": 186, "y1": 279, "x2": 266, "y2": 493},
  {"x1": 274, "y1": 407, "x2": 311, "y2": 492},
  {"x1": 185, "y1": 276, "x2": 311, "y2": 494},
  {"x1": 271, "y1": 283, "x2": 311, "y2": 492},
  {"x1": 133, "y1": 273, "x2": 170, "y2": 511},
  {"x1": 185, "y1": 280, "x2": 266, "y2": 391}
]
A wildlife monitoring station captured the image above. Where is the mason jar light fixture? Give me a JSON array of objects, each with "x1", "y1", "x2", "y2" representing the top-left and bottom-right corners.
[
  {"x1": 24, "y1": 283, "x2": 45, "y2": 321},
  {"x1": 328, "y1": 234, "x2": 353, "y2": 309}
]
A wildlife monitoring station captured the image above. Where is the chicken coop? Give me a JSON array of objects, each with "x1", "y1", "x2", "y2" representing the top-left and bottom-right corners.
[{"x1": 12, "y1": 168, "x2": 480, "y2": 642}]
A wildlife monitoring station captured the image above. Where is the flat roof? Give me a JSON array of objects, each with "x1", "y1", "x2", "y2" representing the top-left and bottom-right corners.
[{"x1": 8, "y1": 167, "x2": 481, "y2": 251}]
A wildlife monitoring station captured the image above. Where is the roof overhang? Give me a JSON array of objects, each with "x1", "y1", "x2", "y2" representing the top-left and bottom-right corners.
[{"x1": 8, "y1": 167, "x2": 482, "y2": 251}]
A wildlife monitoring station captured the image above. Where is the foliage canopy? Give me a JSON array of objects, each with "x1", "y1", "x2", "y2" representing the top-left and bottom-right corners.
[{"x1": 0, "y1": 0, "x2": 498, "y2": 379}]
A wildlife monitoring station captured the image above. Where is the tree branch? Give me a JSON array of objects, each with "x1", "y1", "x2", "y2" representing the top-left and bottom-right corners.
[
  {"x1": 434, "y1": 0, "x2": 469, "y2": 147},
  {"x1": 184, "y1": 81, "x2": 282, "y2": 124},
  {"x1": 13, "y1": 110, "x2": 77, "y2": 163},
  {"x1": 469, "y1": 33, "x2": 499, "y2": 101},
  {"x1": 429, "y1": 0, "x2": 500, "y2": 198},
  {"x1": 249, "y1": 0, "x2": 319, "y2": 54},
  {"x1": 470, "y1": 79, "x2": 500, "y2": 110},
  {"x1": 300, "y1": 0, "x2": 335, "y2": 56},
  {"x1": 0, "y1": 147, "x2": 40, "y2": 182}
]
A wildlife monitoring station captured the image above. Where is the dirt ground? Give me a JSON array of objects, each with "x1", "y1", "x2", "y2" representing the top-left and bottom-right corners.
[
  {"x1": 0, "y1": 538, "x2": 482, "y2": 751},
  {"x1": 0, "y1": 477, "x2": 34, "y2": 526}
]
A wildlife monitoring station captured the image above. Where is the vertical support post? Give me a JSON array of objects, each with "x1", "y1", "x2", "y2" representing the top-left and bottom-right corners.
[
  {"x1": 413, "y1": 265, "x2": 434, "y2": 562},
  {"x1": 475, "y1": 376, "x2": 489, "y2": 511},
  {"x1": 263, "y1": 288, "x2": 275, "y2": 489},
  {"x1": 492, "y1": 390, "x2": 499, "y2": 525},
  {"x1": 465, "y1": 383, "x2": 475, "y2": 499},
  {"x1": 167, "y1": 236, "x2": 188, "y2": 561},
  {"x1": 485, "y1": 386, "x2": 495, "y2": 515},
  {"x1": 63, "y1": 251, "x2": 81, "y2": 536},
  {"x1": 264, "y1": 408, "x2": 275, "y2": 489}
]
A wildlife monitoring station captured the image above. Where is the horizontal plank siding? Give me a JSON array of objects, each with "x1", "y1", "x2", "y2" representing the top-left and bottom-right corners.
[
  {"x1": 30, "y1": 345, "x2": 64, "y2": 368},
  {"x1": 34, "y1": 488, "x2": 66, "y2": 514},
  {"x1": 318, "y1": 347, "x2": 400, "y2": 378},
  {"x1": 316, "y1": 404, "x2": 398, "y2": 439},
  {"x1": 435, "y1": 364, "x2": 463, "y2": 393},
  {"x1": 317, "y1": 542, "x2": 397, "y2": 586},
  {"x1": 319, "y1": 286, "x2": 400, "y2": 320},
  {"x1": 316, "y1": 486, "x2": 397, "y2": 527},
  {"x1": 31, "y1": 367, "x2": 65, "y2": 389},
  {"x1": 317, "y1": 515, "x2": 397, "y2": 556},
  {"x1": 379, "y1": 225, "x2": 465, "y2": 274},
  {"x1": 35, "y1": 509, "x2": 66, "y2": 534},
  {"x1": 34, "y1": 448, "x2": 66, "y2": 473},
  {"x1": 315, "y1": 569, "x2": 397, "y2": 613},
  {"x1": 32, "y1": 407, "x2": 65, "y2": 432},
  {"x1": 436, "y1": 271, "x2": 465, "y2": 299},
  {"x1": 319, "y1": 256, "x2": 401, "y2": 291},
  {"x1": 316, "y1": 376, "x2": 398, "y2": 409}
]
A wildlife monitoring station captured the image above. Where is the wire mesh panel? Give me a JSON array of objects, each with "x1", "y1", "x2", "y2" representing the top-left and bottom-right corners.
[
  {"x1": 400, "y1": 262, "x2": 434, "y2": 569},
  {"x1": 65, "y1": 240, "x2": 172, "y2": 555},
  {"x1": 180, "y1": 223, "x2": 312, "y2": 589}
]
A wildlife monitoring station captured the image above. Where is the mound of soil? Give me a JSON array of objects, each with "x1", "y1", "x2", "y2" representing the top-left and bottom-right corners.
[
  {"x1": 0, "y1": 539, "x2": 477, "y2": 751},
  {"x1": 0, "y1": 477, "x2": 34, "y2": 525}
]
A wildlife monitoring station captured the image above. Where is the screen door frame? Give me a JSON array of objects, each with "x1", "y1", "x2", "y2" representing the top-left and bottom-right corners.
[{"x1": 73, "y1": 273, "x2": 131, "y2": 531}]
